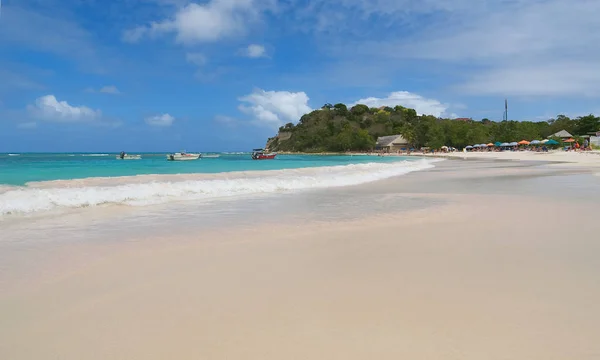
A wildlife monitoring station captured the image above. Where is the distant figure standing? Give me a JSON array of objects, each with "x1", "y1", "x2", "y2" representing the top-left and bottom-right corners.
[{"x1": 120, "y1": 151, "x2": 125, "y2": 159}]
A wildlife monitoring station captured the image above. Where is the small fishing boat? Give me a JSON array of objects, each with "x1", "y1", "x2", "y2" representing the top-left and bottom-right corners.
[
  {"x1": 167, "y1": 151, "x2": 200, "y2": 161},
  {"x1": 251, "y1": 148, "x2": 277, "y2": 160},
  {"x1": 116, "y1": 152, "x2": 142, "y2": 160}
]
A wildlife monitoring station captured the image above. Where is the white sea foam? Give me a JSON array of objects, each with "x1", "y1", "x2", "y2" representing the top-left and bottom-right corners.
[
  {"x1": 7, "y1": 154, "x2": 20, "y2": 156},
  {"x1": 0, "y1": 159, "x2": 441, "y2": 215},
  {"x1": 80, "y1": 154, "x2": 109, "y2": 157}
]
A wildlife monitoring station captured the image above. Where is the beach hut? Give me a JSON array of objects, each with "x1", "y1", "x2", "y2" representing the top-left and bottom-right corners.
[
  {"x1": 375, "y1": 134, "x2": 410, "y2": 152},
  {"x1": 549, "y1": 130, "x2": 573, "y2": 140}
]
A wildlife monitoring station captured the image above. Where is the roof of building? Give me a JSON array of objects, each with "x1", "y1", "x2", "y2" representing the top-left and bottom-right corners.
[
  {"x1": 550, "y1": 130, "x2": 573, "y2": 138},
  {"x1": 376, "y1": 134, "x2": 408, "y2": 146}
]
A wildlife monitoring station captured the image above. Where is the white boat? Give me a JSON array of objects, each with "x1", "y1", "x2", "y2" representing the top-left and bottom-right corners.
[
  {"x1": 201, "y1": 154, "x2": 220, "y2": 158},
  {"x1": 116, "y1": 153, "x2": 142, "y2": 160},
  {"x1": 167, "y1": 152, "x2": 200, "y2": 161}
]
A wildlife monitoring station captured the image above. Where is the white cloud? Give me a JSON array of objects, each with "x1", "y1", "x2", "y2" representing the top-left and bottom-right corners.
[
  {"x1": 145, "y1": 113, "x2": 175, "y2": 127},
  {"x1": 27, "y1": 95, "x2": 101, "y2": 122},
  {"x1": 302, "y1": 0, "x2": 600, "y2": 98},
  {"x1": 186, "y1": 52, "x2": 207, "y2": 66},
  {"x1": 123, "y1": 0, "x2": 274, "y2": 45},
  {"x1": 242, "y1": 44, "x2": 266, "y2": 58},
  {"x1": 238, "y1": 89, "x2": 312, "y2": 128},
  {"x1": 351, "y1": 91, "x2": 452, "y2": 117},
  {"x1": 99, "y1": 85, "x2": 121, "y2": 94}
]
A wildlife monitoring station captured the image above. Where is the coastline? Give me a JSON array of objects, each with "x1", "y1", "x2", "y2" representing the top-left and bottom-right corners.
[
  {"x1": 411, "y1": 150, "x2": 600, "y2": 167},
  {"x1": 2, "y1": 157, "x2": 600, "y2": 359}
]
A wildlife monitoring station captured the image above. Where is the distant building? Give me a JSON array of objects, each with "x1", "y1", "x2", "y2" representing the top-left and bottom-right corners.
[
  {"x1": 549, "y1": 130, "x2": 573, "y2": 140},
  {"x1": 376, "y1": 134, "x2": 409, "y2": 152},
  {"x1": 454, "y1": 117, "x2": 472, "y2": 122}
]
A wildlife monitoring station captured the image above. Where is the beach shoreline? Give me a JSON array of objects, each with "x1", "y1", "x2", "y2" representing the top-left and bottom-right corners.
[{"x1": 2, "y1": 157, "x2": 600, "y2": 359}]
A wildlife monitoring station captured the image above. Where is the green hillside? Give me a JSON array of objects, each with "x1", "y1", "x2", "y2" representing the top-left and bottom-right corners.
[{"x1": 265, "y1": 103, "x2": 599, "y2": 152}]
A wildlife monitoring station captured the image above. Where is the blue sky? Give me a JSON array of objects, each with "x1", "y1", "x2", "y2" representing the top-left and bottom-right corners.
[{"x1": 1, "y1": 0, "x2": 599, "y2": 152}]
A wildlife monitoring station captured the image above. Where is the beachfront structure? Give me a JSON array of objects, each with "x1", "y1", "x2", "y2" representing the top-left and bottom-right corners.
[
  {"x1": 376, "y1": 134, "x2": 409, "y2": 152},
  {"x1": 549, "y1": 130, "x2": 573, "y2": 140}
]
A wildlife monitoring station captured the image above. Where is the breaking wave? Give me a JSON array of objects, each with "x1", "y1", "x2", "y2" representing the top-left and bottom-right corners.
[{"x1": 0, "y1": 159, "x2": 440, "y2": 215}]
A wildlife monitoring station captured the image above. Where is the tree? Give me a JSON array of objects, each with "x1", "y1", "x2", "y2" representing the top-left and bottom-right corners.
[
  {"x1": 350, "y1": 104, "x2": 369, "y2": 115},
  {"x1": 548, "y1": 115, "x2": 575, "y2": 135},
  {"x1": 575, "y1": 114, "x2": 600, "y2": 135},
  {"x1": 266, "y1": 101, "x2": 598, "y2": 153},
  {"x1": 321, "y1": 103, "x2": 333, "y2": 110},
  {"x1": 333, "y1": 103, "x2": 348, "y2": 115}
]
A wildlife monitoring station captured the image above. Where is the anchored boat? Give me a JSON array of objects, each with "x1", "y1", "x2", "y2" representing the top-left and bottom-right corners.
[
  {"x1": 251, "y1": 148, "x2": 277, "y2": 160},
  {"x1": 167, "y1": 151, "x2": 201, "y2": 161},
  {"x1": 116, "y1": 152, "x2": 142, "y2": 160}
]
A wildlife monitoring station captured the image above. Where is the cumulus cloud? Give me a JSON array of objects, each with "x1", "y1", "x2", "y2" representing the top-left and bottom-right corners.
[
  {"x1": 123, "y1": 0, "x2": 273, "y2": 45},
  {"x1": 27, "y1": 95, "x2": 101, "y2": 122},
  {"x1": 351, "y1": 91, "x2": 452, "y2": 117},
  {"x1": 238, "y1": 89, "x2": 312, "y2": 129},
  {"x1": 242, "y1": 44, "x2": 266, "y2": 58},
  {"x1": 145, "y1": 113, "x2": 175, "y2": 127}
]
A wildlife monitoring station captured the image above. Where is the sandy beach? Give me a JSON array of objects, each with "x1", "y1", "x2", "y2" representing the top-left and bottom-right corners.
[
  {"x1": 416, "y1": 149, "x2": 600, "y2": 167},
  {"x1": 1, "y1": 157, "x2": 600, "y2": 359}
]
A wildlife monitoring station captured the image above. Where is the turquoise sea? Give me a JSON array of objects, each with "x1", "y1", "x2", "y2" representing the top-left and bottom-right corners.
[
  {"x1": 0, "y1": 152, "x2": 411, "y2": 186},
  {"x1": 0, "y1": 152, "x2": 438, "y2": 216}
]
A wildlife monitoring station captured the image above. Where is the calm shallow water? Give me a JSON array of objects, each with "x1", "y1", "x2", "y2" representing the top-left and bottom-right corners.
[{"x1": 0, "y1": 153, "x2": 408, "y2": 185}]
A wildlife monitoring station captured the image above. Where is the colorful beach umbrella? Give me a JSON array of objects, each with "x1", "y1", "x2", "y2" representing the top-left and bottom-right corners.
[
  {"x1": 518, "y1": 140, "x2": 530, "y2": 145},
  {"x1": 530, "y1": 140, "x2": 541, "y2": 144},
  {"x1": 487, "y1": 143, "x2": 494, "y2": 147},
  {"x1": 494, "y1": 142, "x2": 502, "y2": 147},
  {"x1": 545, "y1": 139, "x2": 559, "y2": 145},
  {"x1": 564, "y1": 138, "x2": 576, "y2": 143}
]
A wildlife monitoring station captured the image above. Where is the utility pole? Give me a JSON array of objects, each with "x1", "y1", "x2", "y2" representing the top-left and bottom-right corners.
[{"x1": 503, "y1": 99, "x2": 508, "y2": 121}]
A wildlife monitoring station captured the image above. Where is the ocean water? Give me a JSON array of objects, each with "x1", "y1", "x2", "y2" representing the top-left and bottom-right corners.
[
  {"x1": 0, "y1": 153, "x2": 439, "y2": 216},
  {"x1": 0, "y1": 153, "x2": 407, "y2": 185}
]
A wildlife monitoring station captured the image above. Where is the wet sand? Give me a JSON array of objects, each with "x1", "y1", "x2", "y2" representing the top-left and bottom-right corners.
[{"x1": 1, "y1": 159, "x2": 600, "y2": 359}]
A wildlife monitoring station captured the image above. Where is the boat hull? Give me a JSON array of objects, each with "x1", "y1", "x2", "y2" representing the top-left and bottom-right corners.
[
  {"x1": 252, "y1": 154, "x2": 276, "y2": 160},
  {"x1": 116, "y1": 155, "x2": 142, "y2": 160},
  {"x1": 167, "y1": 153, "x2": 200, "y2": 161}
]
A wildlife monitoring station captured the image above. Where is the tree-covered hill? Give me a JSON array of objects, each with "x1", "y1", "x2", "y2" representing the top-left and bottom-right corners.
[{"x1": 265, "y1": 103, "x2": 600, "y2": 152}]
